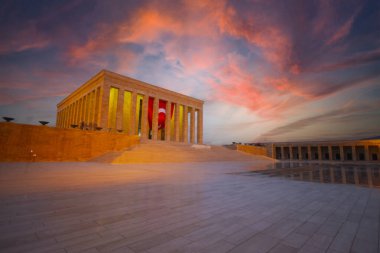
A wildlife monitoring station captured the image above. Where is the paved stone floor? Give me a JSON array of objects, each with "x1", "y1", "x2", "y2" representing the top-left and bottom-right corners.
[{"x1": 0, "y1": 160, "x2": 379, "y2": 253}]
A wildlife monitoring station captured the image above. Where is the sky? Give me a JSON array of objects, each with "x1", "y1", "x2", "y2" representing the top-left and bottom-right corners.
[{"x1": 0, "y1": 0, "x2": 379, "y2": 144}]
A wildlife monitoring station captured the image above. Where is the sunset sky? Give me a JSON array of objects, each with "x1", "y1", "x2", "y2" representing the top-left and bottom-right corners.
[{"x1": 1, "y1": 0, "x2": 379, "y2": 144}]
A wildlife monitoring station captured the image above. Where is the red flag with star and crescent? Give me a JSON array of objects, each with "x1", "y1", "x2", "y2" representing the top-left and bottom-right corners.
[{"x1": 148, "y1": 98, "x2": 174, "y2": 130}]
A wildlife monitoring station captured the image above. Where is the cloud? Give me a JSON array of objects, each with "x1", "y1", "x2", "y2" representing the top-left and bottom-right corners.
[
  {"x1": 218, "y1": 7, "x2": 291, "y2": 69},
  {"x1": 314, "y1": 49, "x2": 380, "y2": 72},
  {"x1": 326, "y1": 13, "x2": 356, "y2": 45},
  {"x1": 257, "y1": 102, "x2": 379, "y2": 141},
  {"x1": 0, "y1": 21, "x2": 50, "y2": 54},
  {"x1": 326, "y1": 8, "x2": 360, "y2": 45}
]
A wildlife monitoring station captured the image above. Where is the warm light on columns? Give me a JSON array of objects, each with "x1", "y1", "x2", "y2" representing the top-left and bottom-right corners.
[
  {"x1": 108, "y1": 87, "x2": 119, "y2": 129},
  {"x1": 123, "y1": 91, "x2": 132, "y2": 133}
]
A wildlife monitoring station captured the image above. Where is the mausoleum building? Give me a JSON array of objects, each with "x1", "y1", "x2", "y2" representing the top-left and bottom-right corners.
[{"x1": 56, "y1": 70, "x2": 204, "y2": 144}]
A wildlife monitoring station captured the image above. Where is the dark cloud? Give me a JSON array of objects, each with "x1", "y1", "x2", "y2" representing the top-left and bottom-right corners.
[
  {"x1": 258, "y1": 103, "x2": 380, "y2": 141},
  {"x1": 313, "y1": 49, "x2": 380, "y2": 72}
]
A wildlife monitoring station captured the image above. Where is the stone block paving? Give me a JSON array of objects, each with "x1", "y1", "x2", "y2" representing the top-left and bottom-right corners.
[{"x1": 0, "y1": 161, "x2": 379, "y2": 253}]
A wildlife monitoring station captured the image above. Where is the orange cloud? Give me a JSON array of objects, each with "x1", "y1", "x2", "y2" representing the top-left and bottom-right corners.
[{"x1": 65, "y1": 0, "x2": 337, "y2": 118}]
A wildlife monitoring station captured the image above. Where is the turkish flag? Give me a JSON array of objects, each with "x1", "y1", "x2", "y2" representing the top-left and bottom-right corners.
[{"x1": 148, "y1": 98, "x2": 174, "y2": 130}]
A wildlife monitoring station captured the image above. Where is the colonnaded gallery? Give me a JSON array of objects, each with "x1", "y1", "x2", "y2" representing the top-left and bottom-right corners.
[{"x1": 56, "y1": 70, "x2": 203, "y2": 144}]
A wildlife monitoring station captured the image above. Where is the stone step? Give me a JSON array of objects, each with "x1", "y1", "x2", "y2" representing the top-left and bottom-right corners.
[{"x1": 110, "y1": 142, "x2": 270, "y2": 164}]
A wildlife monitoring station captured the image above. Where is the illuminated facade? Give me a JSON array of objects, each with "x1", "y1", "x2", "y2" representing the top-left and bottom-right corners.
[{"x1": 56, "y1": 70, "x2": 204, "y2": 143}]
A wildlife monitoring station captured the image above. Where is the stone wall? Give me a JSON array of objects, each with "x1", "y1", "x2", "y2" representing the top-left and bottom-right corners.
[
  {"x1": 236, "y1": 144, "x2": 268, "y2": 157},
  {"x1": 0, "y1": 122, "x2": 139, "y2": 162}
]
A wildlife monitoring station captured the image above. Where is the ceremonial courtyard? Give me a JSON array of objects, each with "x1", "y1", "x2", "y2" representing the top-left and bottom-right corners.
[{"x1": 0, "y1": 152, "x2": 379, "y2": 253}]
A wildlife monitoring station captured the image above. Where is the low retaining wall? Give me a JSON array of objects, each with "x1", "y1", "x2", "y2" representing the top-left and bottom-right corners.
[
  {"x1": 0, "y1": 122, "x2": 139, "y2": 162},
  {"x1": 236, "y1": 144, "x2": 268, "y2": 157}
]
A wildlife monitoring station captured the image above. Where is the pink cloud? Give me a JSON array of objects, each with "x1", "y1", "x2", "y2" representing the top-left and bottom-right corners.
[
  {"x1": 62, "y1": 0, "x2": 373, "y2": 121},
  {"x1": 326, "y1": 13, "x2": 357, "y2": 45},
  {"x1": 64, "y1": 1, "x2": 299, "y2": 118}
]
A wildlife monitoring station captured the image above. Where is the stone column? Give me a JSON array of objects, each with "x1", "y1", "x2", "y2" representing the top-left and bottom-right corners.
[
  {"x1": 353, "y1": 167, "x2": 359, "y2": 185},
  {"x1": 307, "y1": 145, "x2": 312, "y2": 160},
  {"x1": 129, "y1": 92, "x2": 137, "y2": 135},
  {"x1": 289, "y1": 145, "x2": 293, "y2": 160},
  {"x1": 76, "y1": 100, "x2": 81, "y2": 125},
  {"x1": 83, "y1": 94, "x2": 88, "y2": 124},
  {"x1": 60, "y1": 111, "x2": 63, "y2": 127},
  {"x1": 197, "y1": 108, "x2": 203, "y2": 144},
  {"x1": 280, "y1": 146, "x2": 285, "y2": 160},
  {"x1": 72, "y1": 101, "x2": 77, "y2": 125},
  {"x1": 85, "y1": 93, "x2": 91, "y2": 126},
  {"x1": 66, "y1": 105, "x2": 71, "y2": 127},
  {"x1": 62, "y1": 109, "x2": 65, "y2": 128},
  {"x1": 140, "y1": 94, "x2": 148, "y2": 139},
  {"x1": 298, "y1": 146, "x2": 302, "y2": 160},
  {"x1": 341, "y1": 167, "x2": 347, "y2": 184},
  {"x1": 94, "y1": 87, "x2": 100, "y2": 128},
  {"x1": 183, "y1": 105, "x2": 188, "y2": 143},
  {"x1": 339, "y1": 145, "x2": 344, "y2": 161},
  {"x1": 66, "y1": 108, "x2": 70, "y2": 127},
  {"x1": 352, "y1": 145, "x2": 357, "y2": 161},
  {"x1": 319, "y1": 168, "x2": 324, "y2": 183},
  {"x1": 58, "y1": 110, "x2": 63, "y2": 127},
  {"x1": 165, "y1": 101, "x2": 171, "y2": 142},
  {"x1": 272, "y1": 144, "x2": 276, "y2": 159},
  {"x1": 174, "y1": 103, "x2": 180, "y2": 142},
  {"x1": 68, "y1": 104, "x2": 73, "y2": 126},
  {"x1": 59, "y1": 110, "x2": 62, "y2": 127},
  {"x1": 317, "y1": 145, "x2": 322, "y2": 161},
  {"x1": 90, "y1": 90, "x2": 96, "y2": 126},
  {"x1": 367, "y1": 168, "x2": 373, "y2": 188},
  {"x1": 328, "y1": 145, "x2": 333, "y2": 161},
  {"x1": 329, "y1": 167, "x2": 335, "y2": 183},
  {"x1": 72, "y1": 103, "x2": 76, "y2": 125},
  {"x1": 152, "y1": 97, "x2": 159, "y2": 140},
  {"x1": 190, "y1": 107, "x2": 195, "y2": 144},
  {"x1": 364, "y1": 145, "x2": 369, "y2": 161},
  {"x1": 99, "y1": 85, "x2": 110, "y2": 129},
  {"x1": 116, "y1": 89, "x2": 124, "y2": 131},
  {"x1": 88, "y1": 92, "x2": 92, "y2": 125},
  {"x1": 88, "y1": 93, "x2": 93, "y2": 124}
]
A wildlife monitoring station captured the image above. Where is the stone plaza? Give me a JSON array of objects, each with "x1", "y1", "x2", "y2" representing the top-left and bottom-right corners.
[{"x1": 0, "y1": 155, "x2": 379, "y2": 253}]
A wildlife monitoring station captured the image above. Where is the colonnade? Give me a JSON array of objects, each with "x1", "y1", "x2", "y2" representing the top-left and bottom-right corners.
[
  {"x1": 97, "y1": 85, "x2": 203, "y2": 144},
  {"x1": 56, "y1": 86, "x2": 100, "y2": 130},
  {"x1": 56, "y1": 71, "x2": 204, "y2": 144},
  {"x1": 269, "y1": 166, "x2": 379, "y2": 187},
  {"x1": 272, "y1": 143, "x2": 380, "y2": 161}
]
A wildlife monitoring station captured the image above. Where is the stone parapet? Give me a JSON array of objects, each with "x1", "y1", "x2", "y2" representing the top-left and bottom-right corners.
[
  {"x1": 0, "y1": 122, "x2": 139, "y2": 162},
  {"x1": 236, "y1": 144, "x2": 268, "y2": 157}
]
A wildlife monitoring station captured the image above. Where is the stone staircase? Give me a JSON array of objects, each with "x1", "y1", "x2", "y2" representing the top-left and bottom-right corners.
[{"x1": 90, "y1": 141, "x2": 271, "y2": 164}]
